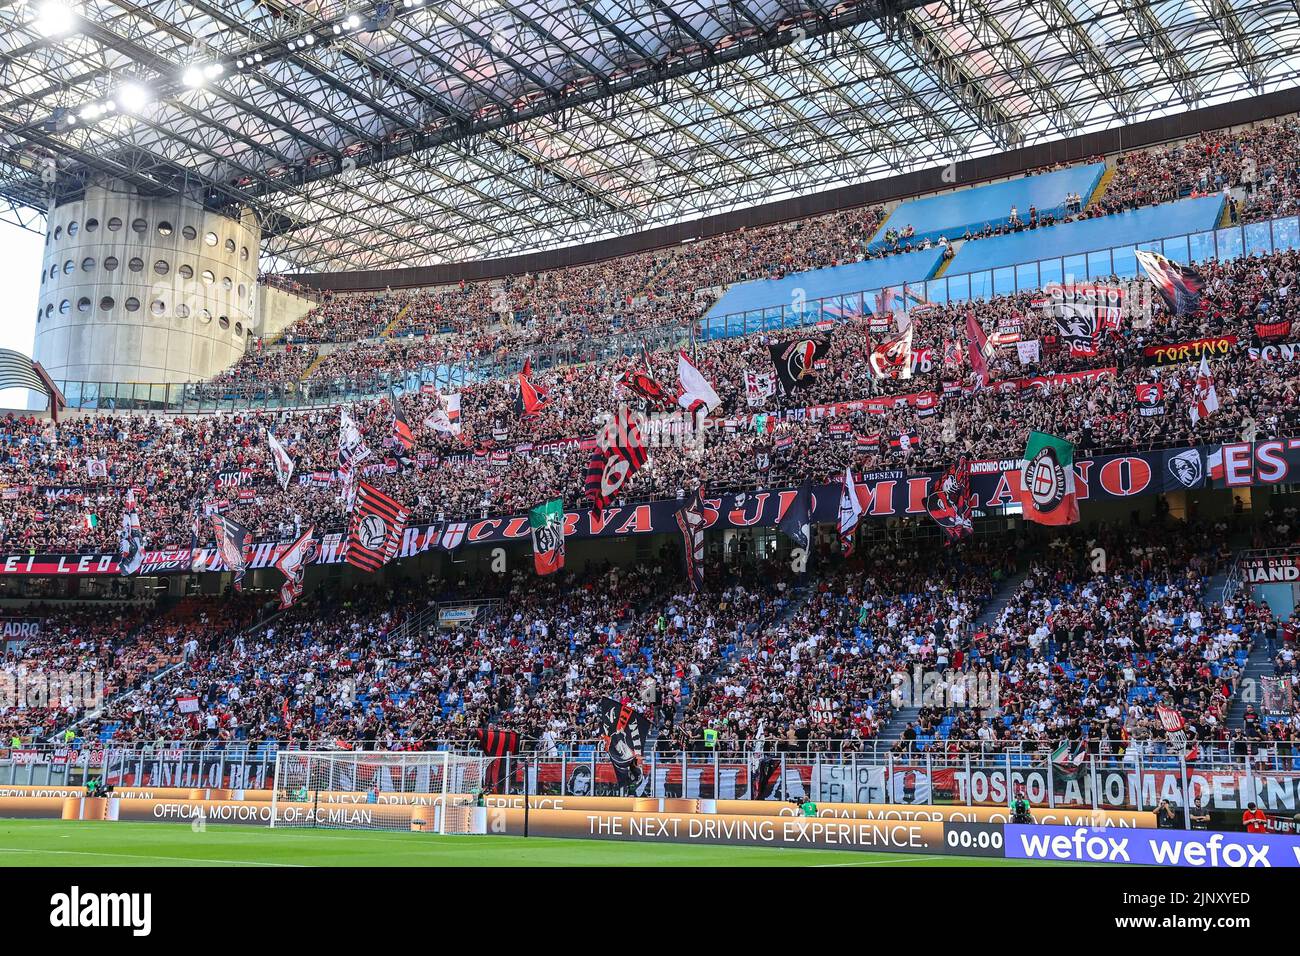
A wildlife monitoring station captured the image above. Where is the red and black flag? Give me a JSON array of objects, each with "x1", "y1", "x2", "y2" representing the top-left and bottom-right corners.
[
  {"x1": 389, "y1": 388, "x2": 415, "y2": 451},
  {"x1": 1136, "y1": 249, "x2": 1203, "y2": 316},
  {"x1": 1136, "y1": 381, "x2": 1166, "y2": 417},
  {"x1": 597, "y1": 696, "x2": 650, "y2": 791},
  {"x1": 274, "y1": 526, "x2": 318, "y2": 610},
  {"x1": 212, "y1": 514, "x2": 250, "y2": 590},
  {"x1": 675, "y1": 489, "x2": 707, "y2": 591},
  {"x1": 584, "y1": 408, "x2": 648, "y2": 513},
  {"x1": 768, "y1": 333, "x2": 831, "y2": 391},
  {"x1": 869, "y1": 323, "x2": 915, "y2": 380},
  {"x1": 925, "y1": 456, "x2": 974, "y2": 544},
  {"x1": 779, "y1": 478, "x2": 813, "y2": 554},
  {"x1": 516, "y1": 357, "x2": 550, "y2": 418},
  {"x1": 475, "y1": 726, "x2": 520, "y2": 793},
  {"x1": 345, "y1": 482, "x2": 408, "y2": 572},
  {"x1": 619, "y1": 344, "x2": 674, "y2": 409}
]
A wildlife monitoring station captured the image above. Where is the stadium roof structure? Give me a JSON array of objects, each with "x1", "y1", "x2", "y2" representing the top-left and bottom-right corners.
[{"x1": 2, "y1": 0, "x2": 1299, "y2": 272}]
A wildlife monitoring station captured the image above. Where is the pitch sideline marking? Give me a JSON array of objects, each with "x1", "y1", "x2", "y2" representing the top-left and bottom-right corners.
[{"x1": 0, "y1": 846, "x2": 304, "y2": 867}]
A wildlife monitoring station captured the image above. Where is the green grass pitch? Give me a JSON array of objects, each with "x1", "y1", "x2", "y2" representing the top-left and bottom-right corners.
[{"x1": 0, "y1": 820, "x2": 1078, "y2": 867}]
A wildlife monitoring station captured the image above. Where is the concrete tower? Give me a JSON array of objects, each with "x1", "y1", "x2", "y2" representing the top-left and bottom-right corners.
[{"x1": 32, "y1": 183, "x2": 262, "y2": 386}]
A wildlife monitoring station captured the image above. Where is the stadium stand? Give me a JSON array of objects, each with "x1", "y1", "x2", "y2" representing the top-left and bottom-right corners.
[
  {"x1": 702, "y1": 245, "x2": 946, "y2": 331},
  {"x1": 945, "y1": 194, "x2": 1227, "y2": 278},
  {"x1": 867, "y1": 161, "x2": 1107, "y2": 252},
  {"x1": 2, "y1": 115, "x2": 1298, "y2": 782}
]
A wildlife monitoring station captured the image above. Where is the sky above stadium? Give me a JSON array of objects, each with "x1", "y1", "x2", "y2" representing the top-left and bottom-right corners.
[{"x1": 0, "y1": 222, "x2": 42, "y2": 407}]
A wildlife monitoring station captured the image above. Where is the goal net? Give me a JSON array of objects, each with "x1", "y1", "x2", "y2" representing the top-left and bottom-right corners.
[{"x1": 269, "y1": 751, "x2": 488, "y2": 834}]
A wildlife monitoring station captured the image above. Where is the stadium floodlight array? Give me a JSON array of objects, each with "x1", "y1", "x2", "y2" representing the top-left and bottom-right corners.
[{"x1": 270, "y1": 751, "x2": 488, "y2": 834}]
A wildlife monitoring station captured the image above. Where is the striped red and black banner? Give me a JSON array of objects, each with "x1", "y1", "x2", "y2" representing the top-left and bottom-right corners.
[
  {"x1": 345, "y1": 482, "x2": 408, "y2": 572},
  {"x1": 583, "y1": 409, "x2": 648, "y2": 512},
  {"x1": 476, "y1": 727, "x2": 520, "y2": 757},
  {"x1": 389, "y1": 389, "x2": 415, "y2": 450}
]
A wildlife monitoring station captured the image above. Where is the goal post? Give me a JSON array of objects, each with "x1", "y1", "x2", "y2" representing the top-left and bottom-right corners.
[{"x1": 269, "y1": 751, "x2": 489, "y2": 834}]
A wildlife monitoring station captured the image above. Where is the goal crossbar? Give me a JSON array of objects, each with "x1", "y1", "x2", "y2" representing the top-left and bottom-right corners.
[{"x1": 269, "y1": 750, "x2": 488, "y2": 834}]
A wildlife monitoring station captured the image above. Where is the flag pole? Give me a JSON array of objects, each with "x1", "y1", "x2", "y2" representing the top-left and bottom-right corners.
[{"x1": 523, "y1": 755, "x2": 531, "y2": 839}]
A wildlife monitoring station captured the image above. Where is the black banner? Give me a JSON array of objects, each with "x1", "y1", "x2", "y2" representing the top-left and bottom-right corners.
[{"x1": 6, "y1": 440, "x2": 1300, "y2": 576}]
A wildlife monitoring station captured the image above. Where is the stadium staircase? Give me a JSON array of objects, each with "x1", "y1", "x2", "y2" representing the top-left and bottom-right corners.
[
  {"x1": 874, "y1": 569, "x2": 1028, "y2": 747},
  {"x1": 1213, "y1": 545, "x2": 1274, "y2": 731},
  {"x1": 638, "y1": 250, "x2": 678, "y2": 297},
  {"x1": 1226, "y1": 646, "x2": 1274, "y2": 730},
  {"x1": 297, "y1": 350, "x2": 328, "y2": 381},
  {"x1": 379, "y1": 301, "x2": 413, "y2": 337},
  {"x1": 649, "y1": 580, "x2": 816, "y2": 747},
  {"x1": 929, "y1": 241, "x2": 963, "y2": 277},
  {"x1": 1084, "y1": 165, "x2": 1116, "y2": 210},
  {"x1": 50, "y1": 598, "x2": 294, "y2": 745}
]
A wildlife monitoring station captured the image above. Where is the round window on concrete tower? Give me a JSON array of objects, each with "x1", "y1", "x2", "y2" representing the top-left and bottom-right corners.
[{"x1": 100, "y1": 296, "x2": 115, "y2": 311}]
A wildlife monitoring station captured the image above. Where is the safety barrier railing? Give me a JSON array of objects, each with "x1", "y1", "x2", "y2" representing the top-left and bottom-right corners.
[
  {"x1": 0, "y1": 737, "x2": 1287, "y2": 761},
  {"x1": 1, "y1": 745, "x2": 1293, "y2": 826}
]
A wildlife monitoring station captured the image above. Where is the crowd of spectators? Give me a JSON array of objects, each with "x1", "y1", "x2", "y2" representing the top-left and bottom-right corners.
[
  {"x1": 1, "y1": 596, "x2": 258, "y2": 744},
  {"x1": 5, "y1": 239, "x2": 1300, "y2": 555},
  {"x1": 7, "y1": 517, "x2": 1292, "y2": 765},
  {"x1": 1101, "y1": 118, "x2": 1300, "y2": 223},
  {"x1": 192, "y1": 118, "x2": 1300, "y2": 404},
  {"x1": 75, "y1": 559, "x2": 783, "y2": 748},
  {"x1": 886, "y1": 522, "x2": 1295, "y2": 764}
]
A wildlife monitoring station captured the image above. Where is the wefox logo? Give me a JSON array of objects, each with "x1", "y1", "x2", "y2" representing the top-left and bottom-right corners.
[
  {"x1": 1007, "y1": 825, "x2": 1293, "y2": 867},
  {"x1": 49, "y1": 886, "x2": 152, "y2": 936}
]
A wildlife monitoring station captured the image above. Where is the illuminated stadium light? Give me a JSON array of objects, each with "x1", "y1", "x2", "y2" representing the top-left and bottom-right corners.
[
  {"x1": 304, "y1": 33, "x2": 316, "y2": 45},
  {"x1": 203, "y1": 63, "x2": 224, "y2": 79},
  {"x1": 116, "y1": 82, "x2": 150, "y2": 112},
  {"x1": 34, "y1": 1, "x2": 75, "y2": 37},
  {"x1": 182, "y1": 66, "x2": 205, "y2": 88},
  {"x1": 343, "y1": 13, "x2": 361, "y2": 29}
]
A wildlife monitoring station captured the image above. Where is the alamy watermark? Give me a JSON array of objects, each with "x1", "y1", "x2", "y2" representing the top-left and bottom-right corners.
[
  {"x1": 0, "y1": 668, "x2": 103, "y2": 711},
  {"x1": 890, "y1": 665, "x2": 1001, "y2": 710}
]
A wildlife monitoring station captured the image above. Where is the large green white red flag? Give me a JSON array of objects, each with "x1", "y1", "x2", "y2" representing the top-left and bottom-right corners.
[
  {"x1": 1018, "y1": 431, "x2": 1080, "y2": 526},
  {"x1": 529, "y1": 498, "x2": 565, "y2": 576}
]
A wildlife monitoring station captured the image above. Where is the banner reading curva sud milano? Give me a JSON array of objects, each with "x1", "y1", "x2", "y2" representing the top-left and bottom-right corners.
[{"x1": 4, "y1": 438, "x2": 1300, "y2": 577}]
